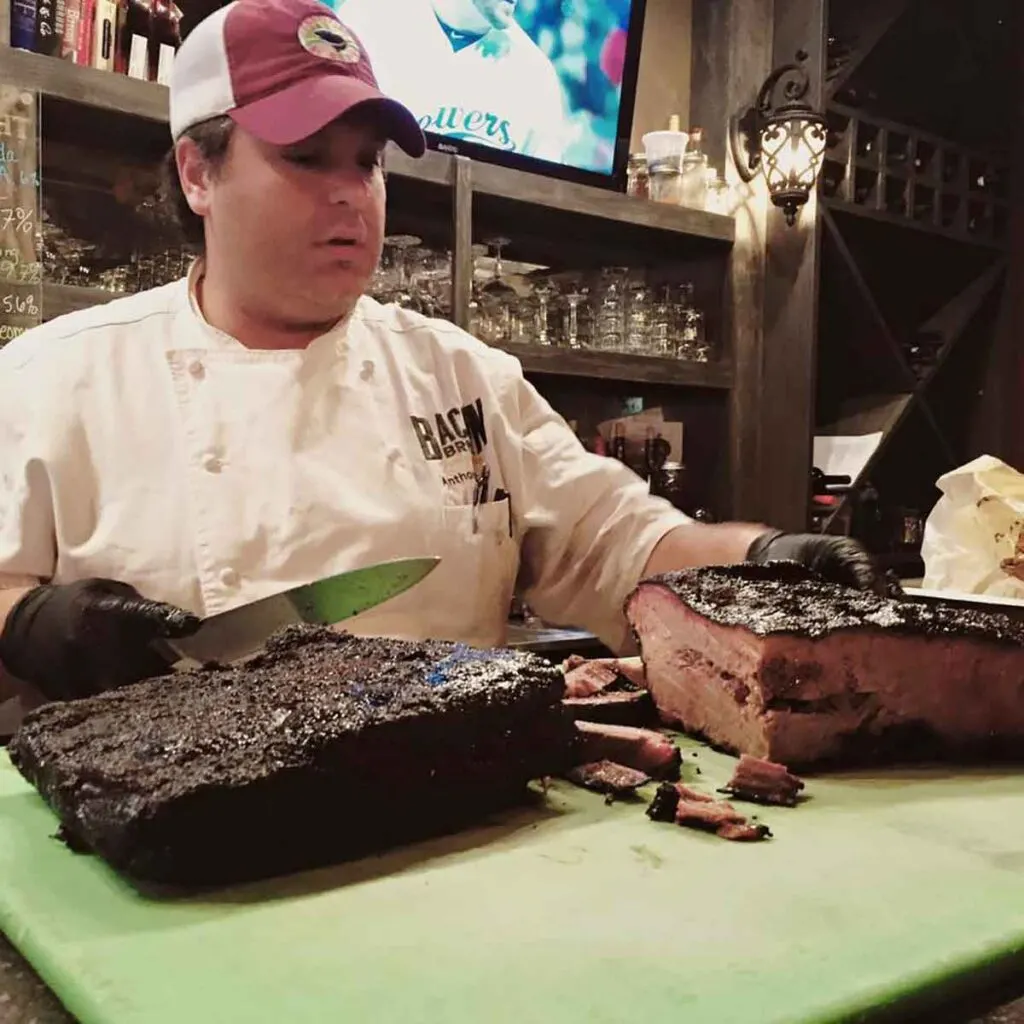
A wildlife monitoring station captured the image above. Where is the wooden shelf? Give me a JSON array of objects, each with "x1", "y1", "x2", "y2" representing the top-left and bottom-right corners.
[
  {"x1": 0, "y1": 46, "x2": 169, "y2": 120},
  {"x1": 42, "y1": 284, "x2": 733, "y2": 388},
  {"x1": 470, "y1": 161, "x2": 734, "y2": 244},
  {"x1": 387, "y1": 148, "x2": 736, "y2": 248},
  {"x1": 821, "y1": 102, "x2": 1009, "y2": 249},
  {"x1": 0, "y1": 48, "x2": 735, "y2": 250},
  {"x1": 822, "y1": 196, "x2": 1006, "y2": 250},
  {"x1": 497, "y1": 341, "x2": 733, "y2": 388}
]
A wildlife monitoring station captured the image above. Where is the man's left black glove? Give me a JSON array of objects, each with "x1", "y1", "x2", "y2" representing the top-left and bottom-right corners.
[
  {"x1": 746, "y1": 530, "x2": 886, "y2": 595},
  {"x1": 0, "y1": 578, "x2": 201, "y2": 703}
]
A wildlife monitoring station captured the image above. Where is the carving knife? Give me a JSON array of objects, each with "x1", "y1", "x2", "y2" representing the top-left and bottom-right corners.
[{"x1": 165, "y1": 556, "x2": 441, "y2": 667}]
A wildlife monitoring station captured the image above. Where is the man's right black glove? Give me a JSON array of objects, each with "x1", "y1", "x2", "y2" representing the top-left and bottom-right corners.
[
  {"x1": 0, "y1": 578, "x2": 201, "y2": 703},
  {"x1": 746, "y1": 530, "x2": 887, "y2": 595}
]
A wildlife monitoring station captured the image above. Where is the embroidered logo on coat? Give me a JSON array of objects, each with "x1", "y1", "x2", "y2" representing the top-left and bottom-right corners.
[{"x1": 409, "y1": 397, "x2": 487, "y2": 462}]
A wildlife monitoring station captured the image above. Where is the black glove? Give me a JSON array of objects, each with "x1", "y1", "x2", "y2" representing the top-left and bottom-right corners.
[
  {"x1": 0, "y1": 578, "x2": 201, "y2": 702},
  {"x1": 746, "y1": 530, "x2": 886, "y2": 595}
]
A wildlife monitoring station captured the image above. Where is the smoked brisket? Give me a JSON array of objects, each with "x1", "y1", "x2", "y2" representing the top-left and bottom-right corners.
[
  {"x1": 626, "y1": 563, "x2": 1024, "y2": 769},
  {"x1": 9, "y1": 626, "x2": 578, "y2": 888}
]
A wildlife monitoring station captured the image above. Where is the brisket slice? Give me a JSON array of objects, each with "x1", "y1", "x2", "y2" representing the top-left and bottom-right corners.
[
  {"x1": 565, "y1": 761, "x2": 651, "y2": 800},
  {"x1": 625, "y1": 563, "x2": 1024, "y2": 770},
  {"x1": 9, "y1": 626, "x2": 578, "y2": 888},
  {"x1": 563, "y1": 690, "x2": 655, "y2": 727},
  {"x1": 575, "y1": 722, "x2": 682, "y2": 780},
  {"x1": 720, "y1": 755, "x2": 805, "y2": 807},
  {"x1": 562, "y1": 656, "x2": 645, "y2": 697},
  {"x1": 645, "y1": 782, "x2": 771, "y2": 842}
]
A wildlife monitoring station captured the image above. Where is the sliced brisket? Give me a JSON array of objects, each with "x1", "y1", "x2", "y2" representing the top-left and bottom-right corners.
[
  {"x1": 575, "y1": 721, "x2": 682, "y2": 780},
  {"x1": 720, "y1": 755, "x2": 805, "y2": 807},
  {"x1": 565, "y1": 760, "x2": 651, "y2": 800},
  {"x1": 9, "y1": 627, "x2": 578, "y2": 888},
  {"x1": 563, "y1": 690, "x2": 655, "y2": 727},
  {"x1": 562, "y1": 656, "x2": 645, "y2": 698},
  {"x1": 645, "y1": 781, "x2": 771, "y2": 842},
  {"x1": 626, "y1": 563, "x2": 1024, "y2": 769}
]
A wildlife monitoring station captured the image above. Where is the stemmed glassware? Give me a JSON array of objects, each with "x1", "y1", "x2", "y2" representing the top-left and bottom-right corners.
[
  {"x1": 561, "y1": 282, "x2": 589, "y2": 350},
  {"x1": 36, "y1": 199, "x2": 719, "y2": 364}
]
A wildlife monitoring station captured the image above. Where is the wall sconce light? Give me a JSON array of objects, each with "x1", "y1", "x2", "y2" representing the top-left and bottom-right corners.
[{"x1": 729, "y1": 54, "x2": 828, "y2": 226}]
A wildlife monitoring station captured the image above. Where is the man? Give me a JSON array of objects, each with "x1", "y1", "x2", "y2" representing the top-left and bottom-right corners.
[
  {"x1": 333, "y1": 0, "x2": 568, "y2": 163},
  {"x1": 0, "y1": 0, "x2": 880, "y2": 722}
]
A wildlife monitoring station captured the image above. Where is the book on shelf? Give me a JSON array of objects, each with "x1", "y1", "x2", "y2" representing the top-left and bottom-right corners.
[{"x1": 9, "y1": 0, "x2": 183, "y2": 83}]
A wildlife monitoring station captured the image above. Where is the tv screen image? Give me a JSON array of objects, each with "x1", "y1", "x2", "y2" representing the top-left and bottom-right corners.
[{"x1": 329, "y1": 0, "x2": 645, "y2": 185}]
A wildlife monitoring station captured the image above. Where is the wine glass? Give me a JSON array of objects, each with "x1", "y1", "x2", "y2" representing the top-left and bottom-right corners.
[
  {"x1": 481, "y1": 236, "x2": 516, "y2": 298},
  {"x1": 529, "y1": 275, "x2": 555, "y2": 346},
  {"x1": 381, "y1": 234, "x2": 421, "y2": 305},
  {"x1": 562, "y1": 283, "x2": 589, "y2": 350}
]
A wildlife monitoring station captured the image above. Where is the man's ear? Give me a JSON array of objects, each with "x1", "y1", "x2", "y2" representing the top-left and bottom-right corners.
[{"x1": 175, "y1": 137, "x2": 216, "y2": 219}]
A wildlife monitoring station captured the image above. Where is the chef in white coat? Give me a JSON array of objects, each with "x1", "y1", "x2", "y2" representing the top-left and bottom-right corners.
[{"x1": 0, "y1": 0, "x2": 881, "y2": 719}]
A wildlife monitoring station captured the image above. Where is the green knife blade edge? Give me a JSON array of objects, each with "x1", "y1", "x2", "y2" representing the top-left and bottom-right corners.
[{"x1": 286, "y1": 557, "x2": 441, "y2": 624}]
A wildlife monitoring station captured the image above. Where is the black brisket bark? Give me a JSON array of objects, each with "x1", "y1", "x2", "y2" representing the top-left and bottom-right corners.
[
  {"x1": 9, "y1": 627, "x2": 578, "y2": 889},
  {"x1": 637, "y1": 562, "x2": 1024, "y2": 645}
]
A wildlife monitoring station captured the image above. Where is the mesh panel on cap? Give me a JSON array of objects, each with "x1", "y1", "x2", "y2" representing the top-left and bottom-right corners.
[{"x1": 169, "y1": 3, "x2": 238, "y2": 140}]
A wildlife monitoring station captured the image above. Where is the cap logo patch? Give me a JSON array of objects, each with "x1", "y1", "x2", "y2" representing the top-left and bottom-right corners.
[{"x1": 297, "y1": 15, "x2": 361, "y2": 63}]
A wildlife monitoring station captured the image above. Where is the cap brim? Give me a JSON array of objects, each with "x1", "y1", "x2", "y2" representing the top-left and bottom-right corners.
[{"x1": 230, "y1": 75, "x2": 426, "y2": 157}]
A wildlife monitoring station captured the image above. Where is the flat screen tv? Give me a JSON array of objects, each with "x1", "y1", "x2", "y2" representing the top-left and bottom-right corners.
[{"x1": 329, "y1": 0, "x2": 648, "y2": 191}]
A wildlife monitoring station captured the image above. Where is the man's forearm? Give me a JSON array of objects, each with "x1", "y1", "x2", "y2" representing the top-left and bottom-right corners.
[
  {"x1": 642, "y1": 522, "x2": 768, "y2": 578},
  {"x1": 0, "y1": 585, "x2": 33, "y2": 701},
  {"x1": 0, "y1": 586, "x2": 31, "y2": 631}
]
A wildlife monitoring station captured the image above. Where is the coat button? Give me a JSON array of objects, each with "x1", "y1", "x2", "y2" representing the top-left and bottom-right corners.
[
  {"x1": 188, "y1": 360, "x2": 205, "y2": 380},
  {"x1": 201, "y1": 452, "x2": 222, "y2": 473},
  {"x1": 219, "y1": 567, "x2": 239, "y2": 587}
]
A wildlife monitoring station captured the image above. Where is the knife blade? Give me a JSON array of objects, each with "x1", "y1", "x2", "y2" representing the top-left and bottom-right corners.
[{"x1": 167, "y1": 556, "x2": 441, "y2": 667}]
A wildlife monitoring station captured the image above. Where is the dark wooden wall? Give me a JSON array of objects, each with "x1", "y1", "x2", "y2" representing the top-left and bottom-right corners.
[
  {"x1": 690, "y1": 0, "x2": 826, "y2": 530},
  {"x1": 974, "y1": 5, "x2": 1023, "y2": 468}
]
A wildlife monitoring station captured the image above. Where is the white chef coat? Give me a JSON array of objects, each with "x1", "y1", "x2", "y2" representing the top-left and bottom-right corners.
[
  {"x1": 0, "y1": 269, "x2": 690, "y2": 678},
  {"x1": 335, "y1": 0, "x2": 567, "y2": 163}
]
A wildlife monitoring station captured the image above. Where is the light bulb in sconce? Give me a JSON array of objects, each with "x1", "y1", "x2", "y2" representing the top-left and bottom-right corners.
[{"x1": 729, "y1": 53, "x2": 829, "y2": 226}]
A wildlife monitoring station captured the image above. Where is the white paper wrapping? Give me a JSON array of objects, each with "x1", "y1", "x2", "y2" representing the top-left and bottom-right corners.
[{"x1": 921, "y1": 455, "x2": 1024, "y2": 598}]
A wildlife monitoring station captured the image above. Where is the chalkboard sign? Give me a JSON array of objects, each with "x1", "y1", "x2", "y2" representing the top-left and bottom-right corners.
[{"x1": 0, "y1": 87, "x2": 40, "y2": 349}]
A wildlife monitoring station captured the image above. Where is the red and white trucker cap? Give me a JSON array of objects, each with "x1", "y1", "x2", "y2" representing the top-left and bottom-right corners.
[{"x1": 168, "y1": 0, "x2": 426, "y2": 156}]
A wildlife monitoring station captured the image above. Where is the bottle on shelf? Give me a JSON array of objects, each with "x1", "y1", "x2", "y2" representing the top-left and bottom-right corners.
[
  {"x1": 681, "y1": 128, "x2": 709, "y2": 209},
  {"x1": 643, "y1": 426, "x2": 671, "y2": 482},
  {"x1": 610, "y1": 421, "x2": 627, "y2": 463},
  {"x1": 149, "y1": 0, "x2": 183, "y2": 84},
  {"x1": 115, "y1": 0, "x2": 155, "y2": 80}
]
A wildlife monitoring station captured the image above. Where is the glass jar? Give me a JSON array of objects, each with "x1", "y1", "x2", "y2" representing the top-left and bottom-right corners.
[
  {"x1": 624, "y1": 278, "x2": 652, "y2": 354},
  {"x1": 680, "y1": 128, "x2": 709, "y2": 209},
  {"x1": 704, "y1": 171, "x2": 730, "y2": 214},
  {"x1": 649, "y1": 165, "x2": 685, "y2": 205},
  {"x1": 593, "y1": 267, "x2": 628, "y2": 352},
  {"x1": 626, "y1": 153, "x2": 649, "y2": 199}
]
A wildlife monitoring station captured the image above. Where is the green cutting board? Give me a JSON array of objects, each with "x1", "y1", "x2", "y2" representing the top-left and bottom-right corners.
[{"x1": 2, "y1": 741, "x2": 1024, "y2": 1024}]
